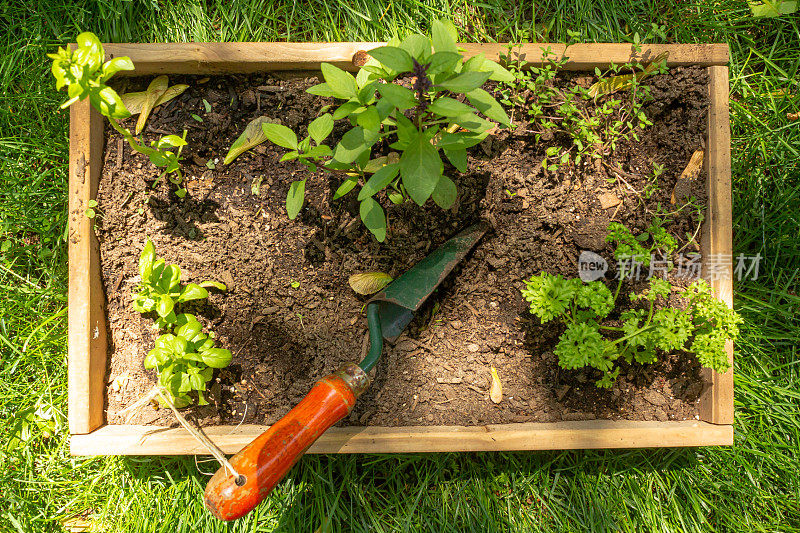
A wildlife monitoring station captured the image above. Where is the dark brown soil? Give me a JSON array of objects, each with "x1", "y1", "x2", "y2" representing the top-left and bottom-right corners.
[{"x1": 98, "y1": 66, "x2": 709, "y2": 428}]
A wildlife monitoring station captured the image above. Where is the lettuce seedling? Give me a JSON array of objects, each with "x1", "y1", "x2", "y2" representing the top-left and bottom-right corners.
[
  {"x1": 144, "y1": 313, "x2": 232, "y2": 407},
  {"x1": 522, "y1": 273, "x2": 740, "y2": 388},
  {"x1": 133, "y1": 239, "x2": 223, "y2": 328},
  {"x1": 229, "y1": 19, "x2": 513, "y2": 241},
  {"x1": 49, "y1": 32, "x2": 188, "y2": 195}
]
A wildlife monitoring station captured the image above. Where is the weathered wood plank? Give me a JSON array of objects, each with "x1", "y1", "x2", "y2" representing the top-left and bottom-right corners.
[
  {"x1": 699, "y1": 66, "x2": 734, "y2": 425},
  {"x1": 102, "y1": 43, "x2": 729, "y2": 75},
  {"x1": 68, "y1": 100, "x2": 107, "y2": 434},
  {"x1": 71, "y1": 420, "x2": 733, "y2": 455}
]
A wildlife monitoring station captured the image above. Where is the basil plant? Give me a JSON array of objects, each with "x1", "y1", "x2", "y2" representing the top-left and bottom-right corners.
[{"x1": 232, "y1": 19, "x2": 514, "y2": 241}]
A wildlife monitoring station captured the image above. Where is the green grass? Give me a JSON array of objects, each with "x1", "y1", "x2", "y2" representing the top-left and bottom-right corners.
[{"x1": 1, "y1": 0, "x2": 798, "y2": 531}]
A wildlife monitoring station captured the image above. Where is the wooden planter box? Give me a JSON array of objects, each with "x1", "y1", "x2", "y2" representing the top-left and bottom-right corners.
[{"x1": 68, "y1": 43, "x2": 734, "y2": 455}]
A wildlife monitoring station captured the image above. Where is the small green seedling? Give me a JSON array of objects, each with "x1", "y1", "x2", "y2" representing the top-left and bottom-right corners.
[
  {"x1": 606, "y1": 219, "x2": 676, "y2": 269},
  {"x1": 84, "y1": 199, "x2": 99, "y2": 219},
  {"x1": 226, "y1": 19, "x2": 513, "y2": 241},
  {"x1": 133, "y1": 239, "x2": 224, "y2": 328},
  {"x1": 133, "y1": 240, "x2": 231, "y2": 407},
  {"x1": 49, "y1": 32, "x2": 188, "y2": 194},
  {"x1": 144, "y1": 313, "x2": 232, "y2": 407},
  {"x1": 498, "y1": 45, "x2": 665, "y2": 170}
]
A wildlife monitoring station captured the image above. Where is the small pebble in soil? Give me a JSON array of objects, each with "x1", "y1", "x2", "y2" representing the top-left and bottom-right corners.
[{"x1": 467, "y1": 343, "x2": 480, "y2": 353}]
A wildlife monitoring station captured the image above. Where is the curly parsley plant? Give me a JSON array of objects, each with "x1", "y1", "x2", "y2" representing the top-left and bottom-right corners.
[
  {"x1": 522, "y1": 220, "x2": 739, "y2": 388},
  {"x1": 522, "y1": 273, "x2": 740, "y2": 388}
]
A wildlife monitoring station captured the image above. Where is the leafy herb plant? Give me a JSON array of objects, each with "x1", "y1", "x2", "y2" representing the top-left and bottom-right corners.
[
  {"x1": 521, "y1": 222, "x2": 740, "y2": 388},
  {"x1": 49, "y1": 32, "x2": 189, "y2": 195},
  {"x1": 228, "y1": 19, "x2": 513, "y2": 241},
  {"x1": 133, "y1": 240, "x2": 231, "y2": 407},
  {"x1": 144, "y1": 313, "x2": 232, "y2": 407},
  {"x1": 133, "y1": 239, "x2": 219, "y2": 328}
]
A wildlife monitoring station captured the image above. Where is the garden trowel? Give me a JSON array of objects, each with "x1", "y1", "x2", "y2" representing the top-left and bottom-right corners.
[{"x1": 204, "y1": 222, "x2": 487, "y2": 520}]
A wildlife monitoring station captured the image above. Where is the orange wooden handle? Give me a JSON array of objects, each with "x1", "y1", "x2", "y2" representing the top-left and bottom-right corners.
[{"x1": 203, "y1": 363, "x2": 369, "y2": 521}]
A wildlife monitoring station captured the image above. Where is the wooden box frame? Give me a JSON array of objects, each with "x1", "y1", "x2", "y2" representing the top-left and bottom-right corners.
[{"x1": 68, "y1": 43, "x2": 733, "y2": 455}]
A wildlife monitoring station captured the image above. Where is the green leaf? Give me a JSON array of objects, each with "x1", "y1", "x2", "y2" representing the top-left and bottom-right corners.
[
  {"x1": 156, "y1": 135, "x2": 187, "y2": 149},
  {"x1": 359, "y1": 197, "x2": 387, "y2": 242},
  {"x1": 368, "y1": 46, "x2": 413, "y2": 73},
  {"x1": 202, "y1": 348, "x2": 232, "y2": 368},
  {"x1": 306, "y1": 82, "x2": 337, "y2": 97},
  {"x1": 175, "y1": 315, "x2": 203, "y2": 340},
  {"x1": 308, "y1": 113, "x2": 334, "y2": 144},
  {"x1": 321, "y1": 62, "x2": 358, "y2": 99},
  {"x1": 749, "y1": 0, "x2": 797, "y2": 18},
  {"x1": 75, "y1": 32, "x2": 104, "y2": 71},
  {"x1": 444, "y1": 147, "x2": 468, "y2": 172},
  {"x1": 427, "y1": 52, "x2": 462, "y2": 75},
  {"x1": 280, "y1": 151, "x2": 299, "y2": 162},
  {"x1": 333, "y1": 126, "x2": 374, "y2": 164},
  {"x1": 332, "y1": 100, "x2": 363, "y2": 120},
  {"x1": 393, "y1": 113, "x2": 417, "y2": 150},
  {"x1": 437, "y1": 131, "x2": 486, "y2": 150},
  {"x1": 453, "y1": 112, "x2": 495, "y2": 133},
  {"x1": 164, "y1": 264, "x2": 182, "y2": 292},
  {"x1": 224, "y1": 116, "x2": 278, "y2": 164},
  {"x1": 462, "y1": 53, "x2": 485, "y2": 72},
  {"x1": 388, "y1": 191, "x2": 404, "y2": 204},
  {"x1": 466, "y1": 88, "x2": 511, "y2": 126},
  {"x1": 356, "y1": 106, "x2": 381, "y2": 132},
  {"x1": 135, "y1": 75, "x2": 169, "y2": 134},
  {"x1": 89, "y1": 86, "x2": 130, "y2": 120},
  {"x1": 436, "y1": 71, "x2": 491, "y2": 93},
  {"x1": 262, "y1": 122, "x2": 298, "y2": 150},
  {"x1": 399, "y1": 34, "x2": 431, "y2": 61},
  {"x1": 348, "y1": 272, "x2": 393, "y2": 295},
  {"x1": 102, "y1": 56, "x2": 134, "y2": 79},
  {"x1": 157, "y1": 295, "x2": 175, "y2": 318},
  {"x1": 479, "y1": 59, "x2": 516, "y2": 83},
  {"x1": 199, "y1": 280, "x2": 227, "y2": 290},
  {"x1": 144, "y1": 348, "x2": 169, "y2": 369},
  {"x1": 428, "y1": 97, "x2": 475, "y2": 117},
  {"x1": 286, "y1": 179, "x2": 306, "y2": 219},
  {"x1": 400, "y1": 132, "x2": 442, "y2": 206},
  {"x1": 189, "y1": 371, "x2": 205, "y2": 391},
  {"x1": 358, "y1": 163, "x2": 400, "y2": 201},
  {"x1": 356, "y1": 83, "x2": 377, "y2": 107},
  {"x1": 139, "y1": 239, "x2": 155, "y2": 281},
  {"x1": 432, "y1": 175, "x2": 457, "y2": 208},
  {"x1": 121, "y1": 84, "x2": 189, "y2": 114},
  {"x1": 178, "y1": 283, "x2": 209, "y2": 302},
  {"x1": 377, "y1": 83, "x2": 416, "y2": 111},
  {"x1": 333, "y1": 176, "x2": 358, "y2": 200},
  {"x1": 431, "y1": 19, "x2": 458, "y2": 53},
  {"x1": 306, "y1": 145, "x2": 332, "y2": 159}
]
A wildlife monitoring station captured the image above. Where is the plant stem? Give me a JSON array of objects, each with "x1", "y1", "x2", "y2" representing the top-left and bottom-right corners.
[{"x1": 107, "y1": 116, "x2": 159, "y2": 158}]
